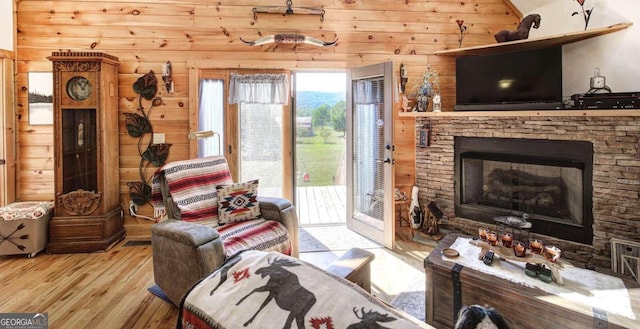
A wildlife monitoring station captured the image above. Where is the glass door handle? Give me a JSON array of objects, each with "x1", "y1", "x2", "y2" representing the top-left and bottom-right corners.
[{"x1": 376, "y1": 158, "x2": 392, "y2": 164}]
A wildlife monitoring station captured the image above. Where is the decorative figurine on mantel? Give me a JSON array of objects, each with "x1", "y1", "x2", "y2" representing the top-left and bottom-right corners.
[
  {"x1": 413, "y1": 66, "x2": 440, "y2": 112},
  {"x1": 494, "y1": 14, "x2": 541, "y2": 43}
]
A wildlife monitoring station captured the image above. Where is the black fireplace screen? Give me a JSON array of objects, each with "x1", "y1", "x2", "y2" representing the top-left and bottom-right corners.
[
  {"x1": 455, "y1": 137, "x2": 593, "y2": 244},
  {"x1": 462, "y1": 159, "x2": 583, "y2": 225}
]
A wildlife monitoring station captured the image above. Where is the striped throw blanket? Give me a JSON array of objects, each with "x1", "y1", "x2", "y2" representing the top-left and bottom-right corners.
[
  {"x1": 151, "y1": 156, "x2": 233, "y2": 223},
  {"x1": 218, "y1": 219, "x2": 291, "y2": 258}
]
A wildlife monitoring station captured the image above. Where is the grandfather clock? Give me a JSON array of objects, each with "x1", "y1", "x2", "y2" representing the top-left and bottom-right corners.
[{"x1": 47, "y1": 52, "x2": 125, "y2": 253}]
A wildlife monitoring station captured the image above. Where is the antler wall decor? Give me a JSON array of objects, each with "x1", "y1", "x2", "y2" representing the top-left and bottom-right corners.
[{"x1": 240, "y1": 33, "x2": 337, "y2": 47}]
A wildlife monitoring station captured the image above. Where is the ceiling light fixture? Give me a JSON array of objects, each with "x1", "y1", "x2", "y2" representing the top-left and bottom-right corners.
[{"x1": 252, "y1": 0, "x2": 325, "y2": 21}]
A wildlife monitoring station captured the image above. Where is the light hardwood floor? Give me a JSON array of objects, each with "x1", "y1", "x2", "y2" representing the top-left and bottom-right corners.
[{"x1": 0, "y1": 224, "x2": 431, "y2": 329}]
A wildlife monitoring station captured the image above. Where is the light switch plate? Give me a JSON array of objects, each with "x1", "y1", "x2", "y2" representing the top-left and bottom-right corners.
[{"x1": 153, "y1": 133, "x2": 165, "y2": 144}]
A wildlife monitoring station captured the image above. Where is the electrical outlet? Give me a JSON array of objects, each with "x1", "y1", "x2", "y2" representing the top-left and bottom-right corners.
[{"x1": 153, "y1": 133, "x2": 165, "y2": 144}]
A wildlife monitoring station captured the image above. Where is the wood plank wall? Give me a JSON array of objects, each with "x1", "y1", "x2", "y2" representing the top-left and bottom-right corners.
[{"x1": 14, "y1": 0, "x2": 517, "y2": 236}]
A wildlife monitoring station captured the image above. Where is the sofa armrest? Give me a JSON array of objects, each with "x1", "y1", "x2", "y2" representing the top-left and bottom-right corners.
[
  {"x1": 151, "y1": 219, "x2": 226, "y2": 305},
  {"x1": 152, "y1": 219, "x2": 220, "y2": 247},
  {"x1": 259, "y1": 196, "x2": 299, "y2": 258}
]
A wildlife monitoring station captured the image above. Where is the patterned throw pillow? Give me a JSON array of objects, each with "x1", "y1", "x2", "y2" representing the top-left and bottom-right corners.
[{"x1": 216, "y1": 179, "x2": 262, "y2": 224}]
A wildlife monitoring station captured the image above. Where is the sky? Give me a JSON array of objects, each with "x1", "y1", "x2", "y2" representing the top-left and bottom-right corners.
[
  {"x1": 29, "y1": 72, "x2": 53, "y2": 95},
  {"x1": 295, "y1": 72, "x2": 346, "y2": 93}
]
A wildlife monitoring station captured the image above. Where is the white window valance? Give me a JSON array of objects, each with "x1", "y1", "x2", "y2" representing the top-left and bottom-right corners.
[{"x1": 228, "y1": 73, "x2": 289, "y2": 105}]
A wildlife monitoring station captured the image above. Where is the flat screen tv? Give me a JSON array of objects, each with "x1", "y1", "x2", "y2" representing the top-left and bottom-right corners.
[{"x1": 455, "y1": 46, "x2": 563, "y2": 111}]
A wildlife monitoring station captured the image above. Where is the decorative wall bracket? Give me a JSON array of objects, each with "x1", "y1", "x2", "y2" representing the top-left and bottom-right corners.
[
  {"x1": 125, "y1": 70, "x2": 172, "y2": 206},
  {"x1": 399, "y1": 63, "x2": 408, "y2": 93},
  {"x1": 252, "y1": 0, "x2": 325, "y2": 21},
  {"x1": 162, "y1": 61, "x2": 173, "y2": 93}
]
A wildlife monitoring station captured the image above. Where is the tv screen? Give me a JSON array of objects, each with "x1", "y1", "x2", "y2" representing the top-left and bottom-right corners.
[{"x1": 455, "y1": 47, "x2": 563, "y2": 111}]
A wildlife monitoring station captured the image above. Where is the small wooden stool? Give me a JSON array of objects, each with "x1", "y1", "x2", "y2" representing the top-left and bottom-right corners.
[{"x1": 325, "y1": 248, "x2": 375, "y2": 292}]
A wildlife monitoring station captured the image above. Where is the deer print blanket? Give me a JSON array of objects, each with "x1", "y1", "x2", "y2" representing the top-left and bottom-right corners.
[{"x1": 179, "y1": 250, "x2": 432, "y2": 329}]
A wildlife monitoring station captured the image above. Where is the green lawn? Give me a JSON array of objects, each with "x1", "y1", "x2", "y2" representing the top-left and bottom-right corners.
[{"x1": 296, "y1": 130, "x2": 345, "y2": 186}]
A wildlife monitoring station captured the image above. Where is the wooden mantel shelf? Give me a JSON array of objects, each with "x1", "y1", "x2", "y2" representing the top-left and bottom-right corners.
[
  {"x1": 398, "y1": 109, "x2": 640, "y2": 118},
  {"x1": 435, "y1": 22, "x2": 632, "y2": 57}
]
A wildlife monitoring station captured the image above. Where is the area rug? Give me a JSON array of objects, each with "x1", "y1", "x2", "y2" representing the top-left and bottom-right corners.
[
  {"x1": 299, "y1": 225, "x2": 382, "y2": 252},
  {"x1": 390, "y1": 277, "x2": 425, "y2": 322},
  {"x1": 411, "y1": 233, "x2": 441, "y2": 248},
  {"x1": 148, "y1": 284, "x2": 172, "y2": 304}
]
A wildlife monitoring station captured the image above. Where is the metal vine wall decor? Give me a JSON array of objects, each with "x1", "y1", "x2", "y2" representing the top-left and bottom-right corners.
[
  {"x1": 125, "y1": 70, "x2": 172, "y2": 205},
  {"x1": 456, "y1": 19, "x2": 468, "y2": 48},
  {"x1": 572, "y1": 0, "x2": 593, "y2": 31}
]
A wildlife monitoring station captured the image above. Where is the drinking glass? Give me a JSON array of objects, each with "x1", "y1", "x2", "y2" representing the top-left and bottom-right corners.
[
  {"x1": 501, "y1": 232, "x2": 513, "y2": 248},
  {"x1": 513, "y1": 241, "x2": 527, "y2": 257},
  {"x1": 529, "y1": 239, "x2": 544, "y2": 254},
  {"x1": 544, "y1": 245, "x2": 562, "y2": 263},
  {"x1": 478, "y1": 227, "x2": 489, "y2": 242},
  {"x1": 486, "y1": 231, "x2": 499, "y2": 246}
]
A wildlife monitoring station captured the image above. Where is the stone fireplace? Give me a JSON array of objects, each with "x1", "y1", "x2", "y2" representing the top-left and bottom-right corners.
[
  {"x1": 454, "y1": 136, "x2": 593, "y2": 245},
  {"x1": 415, "y1": 115, "x2": 640, "y2": 268}
]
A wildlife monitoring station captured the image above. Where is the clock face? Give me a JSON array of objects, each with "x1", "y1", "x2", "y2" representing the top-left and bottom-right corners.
[
  {"x1": 66, "y1": 76, "x2": 92, "y2": 101},
  {"x1": 591, "y1": 76, "x2": 606, "y2": 89}
]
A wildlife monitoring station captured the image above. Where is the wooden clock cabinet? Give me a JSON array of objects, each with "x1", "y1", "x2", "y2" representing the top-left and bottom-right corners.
[{"x1": 47, "y1": 52, "x2": 125, "y2": 253}]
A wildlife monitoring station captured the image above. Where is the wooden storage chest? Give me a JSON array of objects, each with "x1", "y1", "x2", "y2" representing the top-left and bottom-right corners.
[{"x1": 424, "y1": 234, "x2": 640, "y2": 329}]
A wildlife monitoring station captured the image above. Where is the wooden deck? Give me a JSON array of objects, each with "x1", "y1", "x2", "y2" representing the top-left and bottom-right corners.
[{"x1": 296, "y1": 185, "x2": 346, "y2": 226}]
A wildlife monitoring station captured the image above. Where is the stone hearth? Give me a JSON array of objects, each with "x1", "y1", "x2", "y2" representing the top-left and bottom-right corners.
[{"x1": 415, "y1": 115, "x2": 640, "y2": 268}]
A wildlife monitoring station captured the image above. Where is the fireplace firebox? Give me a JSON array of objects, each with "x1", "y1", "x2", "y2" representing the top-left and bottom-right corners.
[{"x1": 454, "y1": 137, "x2": 593, "y2": 244}]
